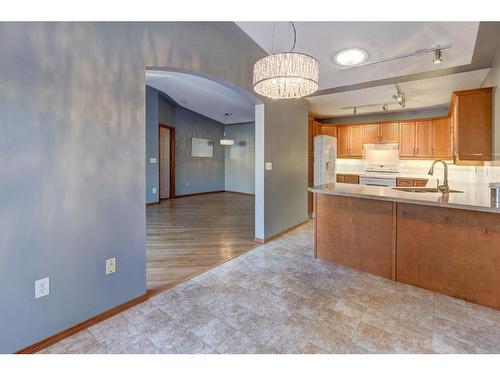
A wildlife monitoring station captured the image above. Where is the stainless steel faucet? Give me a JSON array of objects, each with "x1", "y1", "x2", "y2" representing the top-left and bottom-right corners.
[{"x1": 428, "y1": 160, "x2": 449, "y2": 194}]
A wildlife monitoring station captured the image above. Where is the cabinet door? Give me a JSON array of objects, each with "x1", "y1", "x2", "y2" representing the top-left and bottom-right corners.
[
  {"x1": 399, "y1": 122, "x2": 416, "y2": 157},
  {"x1": 320, "y1": 125, "x2": 338, "y2": 138},
  {"x1": 432, "y1": 118, "x2": 452, "y2": 158},
  {"x1": 455, "y1": 90, "x2": 492, "y2": 160},
  {"x1": 343, "y1": 175, "x2": 360, "y2": 184},
  {"x1": 380, "y1": 122, "x2": 399, "y2": 143},
  {"x1": 362, "y1": 124, "x2": 380, "y2": 144},
  {"x1": 415, "y1": 121, "x2": 433, "y2": 157},
  {"x1": 397, "y1": 178, "x2": 414, "y2": 187},
  {"x1": 349, "y1": 125, "x2": 363, "y2": 157},
  {"x1": 337, "y1": 126, "x2": 349, "y2": 157}
]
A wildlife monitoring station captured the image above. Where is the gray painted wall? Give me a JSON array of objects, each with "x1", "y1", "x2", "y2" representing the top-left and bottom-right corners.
[
  {"x1": 224, "y1": 123, "x2": 255, "y2": 194},
  {"x1": 263, "y1": 99, "x2": 309, "y2": 239},
  {"x1": 175, "y1": 106, "x2": 225, "y2": 196},
  {"x1": 0, "y1": 21, "x2": 263, "y2": 354},
  {"x1": 146, "y1": 85, "x2": 161, "y2": 203},
  {"x1": 482, "y1": 46, "x2": 500, "y2": 160},
  {"x1": 319, "y1": 106, "x2": 449, "y2": 125},
  {"x1": 146, "y1": 86, "x2": 226, "y2": 201}
]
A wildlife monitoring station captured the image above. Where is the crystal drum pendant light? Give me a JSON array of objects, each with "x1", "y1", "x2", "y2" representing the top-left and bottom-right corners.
[{"x1": 253, "y1": 22, "x2": 319, "y2": 99}]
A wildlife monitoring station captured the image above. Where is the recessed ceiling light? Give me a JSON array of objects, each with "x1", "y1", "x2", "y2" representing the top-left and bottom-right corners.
[{"x1": 333, "y1": 48, "x2": 369, "y2": 67}]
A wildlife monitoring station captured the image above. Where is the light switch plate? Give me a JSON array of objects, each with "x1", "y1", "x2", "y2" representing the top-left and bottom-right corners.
[
  {"x1": 35, "y1": 277, "x2": 50, "y2": 299},
  {"x1": 106, "y1": 258, "x2": 116, "y2": 275},
  {"x1": 152, "y1": 187, "x2": 157, "y2": 194},
  {"x1": 149, "y1": 158, "x2": 157, "y2": 164},
  {"x1": 265, "y1": 162, "x2": 273, "y2": 171}
]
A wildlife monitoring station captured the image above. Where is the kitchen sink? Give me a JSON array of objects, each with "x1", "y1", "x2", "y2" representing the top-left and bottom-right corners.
[{"x1": 391, "y1": 187, "x2": 463, "y2": 193}]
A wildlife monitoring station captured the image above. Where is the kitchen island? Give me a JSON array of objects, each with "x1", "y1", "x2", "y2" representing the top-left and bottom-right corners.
[{"x1": 309, "y1": 183, "x2": 500, "y2": 310}]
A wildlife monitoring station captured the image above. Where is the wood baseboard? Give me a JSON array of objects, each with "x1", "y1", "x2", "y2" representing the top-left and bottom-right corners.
[
  {"x1": 224, "y1": 190, "x2": 255, "y2": 196},
  {"x1": 174, "y1": 190, "x2": 225, "y2": 198},
  {"x1": 16, "y1": 293, "x2": 148, "y2": 354},
  {"x1": 254, "y1": 219, "x2": 309, "y2": 244},
  {"x1": 146, "y1": 201, "x2": 160, "y2": 206}
]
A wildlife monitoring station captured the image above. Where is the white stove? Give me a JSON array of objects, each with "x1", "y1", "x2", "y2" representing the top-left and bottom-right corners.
[
  {"x1": 359, "y1": 143, "x2": 400, "y2": 187},
  {"x1": 359, "y1": 170, "x2": 400, "y2": 187}
]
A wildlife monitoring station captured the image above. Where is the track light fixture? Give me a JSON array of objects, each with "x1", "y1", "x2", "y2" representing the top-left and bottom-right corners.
[
  {"x1": 392, "y1": 84, "x2": 406, "y2": 108},
  {"x1": 335, "y1": 44, "x2": 450, "y2": 70},
  {"x1": 382, "y1": 104, "x2": 389, "y2": 112},
  {"x1": 353, "y1": 107, "x2": 357, "y2": 115},
  {"x1": 433, "y1": 49, "x2": 443, "y2": 64}
]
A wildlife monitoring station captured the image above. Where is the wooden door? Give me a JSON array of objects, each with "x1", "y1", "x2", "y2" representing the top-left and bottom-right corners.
[
  {"x1": 432, "y1": 118, "x2": 452, "y2": 158},
  {"x1": 415, "y1": 121, "x2": 433, "y2": 157},
  {"x1": 337, "y1": 126, "x2": 349, "y2": 157},
  {"x1": 159, "y1": 127, "x2": 170, "y2": 199},
  {"x1": 362, "y1": 124, "x2": 380, "y2": 144},
  {"x1": 349, "y1": 125, "x2": 363, "y2": 157},
  {"x1": 399, "y1": 122, "x2": 416, "y2": 157},
  {"x1": 380, "y1": 122, "x2": 399, "y2": 143}
]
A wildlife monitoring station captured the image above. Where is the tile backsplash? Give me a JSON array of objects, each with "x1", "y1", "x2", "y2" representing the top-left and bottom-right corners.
[{"x1": 336, "y1": 159, "x2": 500, "y2": 185}]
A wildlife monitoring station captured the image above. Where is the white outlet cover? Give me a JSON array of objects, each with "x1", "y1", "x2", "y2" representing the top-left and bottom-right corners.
[
  {"x1": 106, "y1": 258, "x2": 116, "y2": 275},
  {"x1": 265, "y1": 162, "x2": 273, "y2": 171},
  {"x1": 152, "y1": 187, "x2": 157, "y2": 194},
  {"x1": 35, "y1": 277, "x2": 50, "y2": 299},
  {"x1": 149, "y1": 158, "x2": 157, "y2": 164}
]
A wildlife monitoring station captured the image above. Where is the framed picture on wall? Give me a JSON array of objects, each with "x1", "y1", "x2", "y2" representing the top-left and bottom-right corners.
[{"x1": 191, "y1": 137, "x2": 214, "y2": 157}]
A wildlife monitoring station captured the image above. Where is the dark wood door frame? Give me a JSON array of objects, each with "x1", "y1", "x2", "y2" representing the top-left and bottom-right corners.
[{"x1": 159, "y1": 124, "x2": 175, "y2": 199}]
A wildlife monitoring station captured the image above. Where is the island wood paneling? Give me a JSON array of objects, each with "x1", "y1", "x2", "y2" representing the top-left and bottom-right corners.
[
  {"x1": 396, "y1": 203, "x2": 500, "y2": 310},
  {"x1": 315, "y1": 194, "x2": 394, "y2": 279}
]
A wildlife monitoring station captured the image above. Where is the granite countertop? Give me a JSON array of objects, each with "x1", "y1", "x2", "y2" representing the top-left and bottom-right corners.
[{"x1": 309, "y1": 182, "x2": 500, "y2": 214}]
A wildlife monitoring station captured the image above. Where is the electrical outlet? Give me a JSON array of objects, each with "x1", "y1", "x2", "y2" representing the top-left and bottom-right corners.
[
  {"x1": 152, "y1": 187, "x2": 157, "y2": 194},
  {"x1": 106, "y1": 258, "x2": 116, "y2": 275},
  {"x1": 35, "y1": 277, "x2": 50, "y2": 299},
  {"x1": 265, "y1": 162, "x2": 273, "y2": 171}
]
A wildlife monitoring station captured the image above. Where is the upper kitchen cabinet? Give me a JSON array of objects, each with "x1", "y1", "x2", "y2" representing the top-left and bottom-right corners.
[
  {"x1": 362, "y1": 122, "x2": 399, "y2": 144},
  {"x1": 399, "y1": 122, "x2": 416, "y2": 157},
  {"x1": 362, "y1": 124, "x2": 380, "y2": 144},
  {"x1": 450, "y1": 87, "x2": 493, "y2": 161},
  {"x1": 399, "y1": 120, "x2": 448, "y2": 159},
  {"x1": 379, "y1": 122, "x2": 399, "y2": 143},
  {"x1": 432, "y1": 117, "x2": 452, "y2": 158},
  {"x1": 415, "y1": 121, "x2": 433, "y2": 158},
  {"x1": 338, "y1": 125, "x2": 363, "y2": 158},
  {"x1": 317, "y1": 124, "x2": 338, "y2": 138}
]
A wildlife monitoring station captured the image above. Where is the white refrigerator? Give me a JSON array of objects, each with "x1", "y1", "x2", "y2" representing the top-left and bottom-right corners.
[{"x1": 314, "y1": 135, "x2": 337, "y2": 186}]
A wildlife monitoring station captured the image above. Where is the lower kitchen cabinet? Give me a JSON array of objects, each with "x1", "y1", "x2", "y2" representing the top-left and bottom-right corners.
[{"x1": 336, "y1": 174, "x2": 360, "y2": 184}]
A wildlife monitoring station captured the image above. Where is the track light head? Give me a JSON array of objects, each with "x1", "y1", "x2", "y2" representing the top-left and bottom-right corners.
[
  {"x1": 433, "y1": 49, "x2": 442, "y2": 64},
  {"x1": 353, "y1": 107, "x2": 357, "y2": 115},
  {"x1": 382, "y1": 104, "x2": 388, "y2": 112}
]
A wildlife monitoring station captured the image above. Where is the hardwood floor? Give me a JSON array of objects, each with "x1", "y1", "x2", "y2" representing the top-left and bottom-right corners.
[{"x1": 146, "y1": 192, "x2": 256, "y2": 293}]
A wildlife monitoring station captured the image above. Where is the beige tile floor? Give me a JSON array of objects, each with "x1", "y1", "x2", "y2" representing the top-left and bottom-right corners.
[{"x1": 40, "y1": 221, "x2": 500, "y2": 354}]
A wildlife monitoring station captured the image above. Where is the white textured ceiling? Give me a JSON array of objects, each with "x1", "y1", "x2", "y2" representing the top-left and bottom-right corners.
[
  {"x1": 145, "y1": 70, "x2": 258, "y2": 124},
  {"x1": 236, "y1": 22, "x2": 480, "y2": 89},
  {"x1": 308, "y1": 69, "x2": 490, "y2": 118}
]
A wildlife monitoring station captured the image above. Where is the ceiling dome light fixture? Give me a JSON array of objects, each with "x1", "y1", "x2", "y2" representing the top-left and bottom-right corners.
[
  {"x1": 333, "y1": 48, "x2": 369, "y2": 67},
  {"x1": 433, "y1": 49, "x2": 443, "y2": 64},
  {"x1": 253, "y1": 22, "x2": 320, "y2": 99}
]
